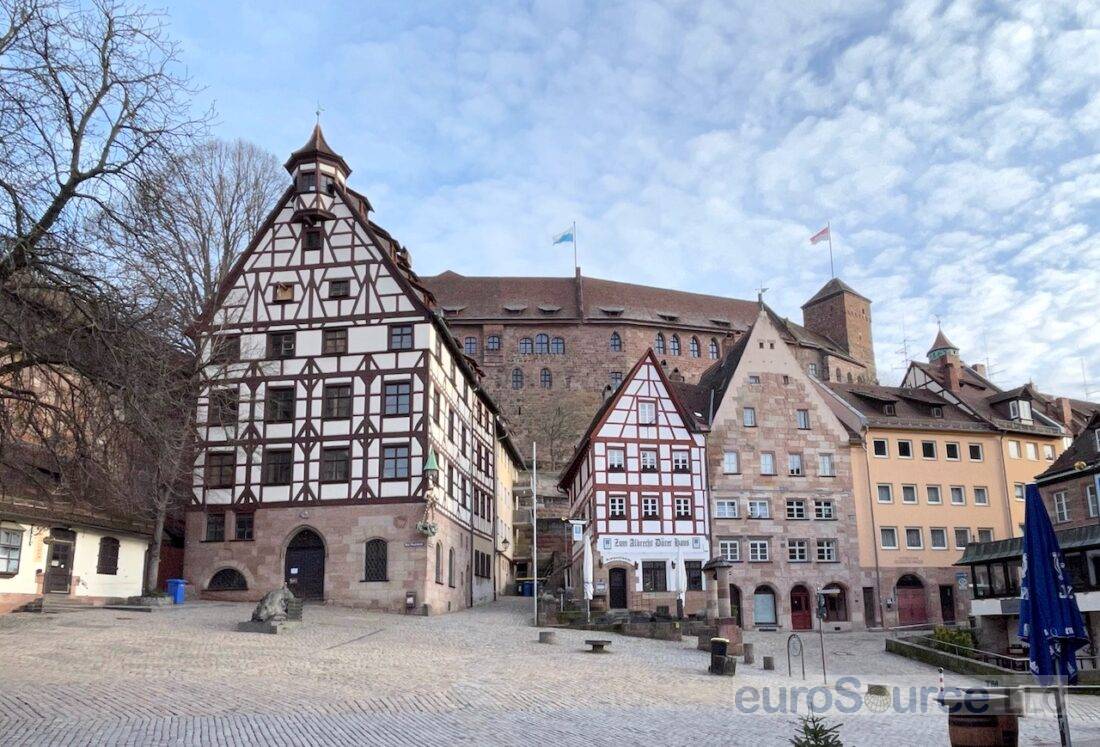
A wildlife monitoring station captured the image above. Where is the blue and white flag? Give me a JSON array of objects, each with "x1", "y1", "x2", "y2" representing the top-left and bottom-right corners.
[{"x1": 552, "y1": 227, "x2": 574, "y2": 245}]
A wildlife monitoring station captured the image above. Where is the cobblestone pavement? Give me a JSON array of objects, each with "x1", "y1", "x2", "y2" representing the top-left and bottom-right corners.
[{"x1": 1, "y1": 598, "x2": 1099, "y2": 745}]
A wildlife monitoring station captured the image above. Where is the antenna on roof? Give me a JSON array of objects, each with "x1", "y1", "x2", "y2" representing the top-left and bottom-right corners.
[{"x1": 1080, "y1": 354, "x2": 1096, "y2": 400}]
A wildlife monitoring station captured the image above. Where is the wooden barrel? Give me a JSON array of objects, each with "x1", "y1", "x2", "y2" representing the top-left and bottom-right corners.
[{"x1": 946, "y1": 713, "x2": 1018, "y2": 747}]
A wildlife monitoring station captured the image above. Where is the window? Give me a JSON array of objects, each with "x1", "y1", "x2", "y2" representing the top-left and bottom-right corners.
[
  {"x1": 880, "y1": 527, "x2": 898, "y2": 549},
  {"x1": 607, "y1": 449, "x2": 625, "y2": 472},
  {"x1": 383, "y1": 445, "x2": 409, "y2": 479},
  {"x1": 268, "y1": 331, "x2": 296, "y2": 358},
  {"x1": 669, "y1": 335, "x2": 681, "y2": 356},
  {"x1": 642, "y1": 495, "x2": 659, "y2": 518},
  {"x1": 796, "y1": 409, "x2": 810, "y2": 429},
  {"x1": 901, "y1": 485, "x2": 917, "y2": 504},
  {"x1": 883, "y1": 402, "x2": 896, "y2": 415},
  {"x1": 322, "y1": 328, "x2": 348, "y2": 355},
  {"x1": 927, "y1": 485, "x2": 942, "y2": 504},
  {"x1": 640, "y1": 450, "x2": 658, "y2": 472},
  {"x1": 435, "y1": 543, "x2": 443, "y2": 584},
  {"x1": 1025, "y1": 442, "x2": 1038, "y2": 461},
  {"x1": 788, "y1": 453, "x2": 803, "y2": 476},
  {"x1": 550, "y1": 337, "x2": 565, "y2": 355},
  {"x1": 96, "y1": 537, "x2": 119, "y2": 575},
  {"x1": 813, "y1": 500, "x2": 835, "y2": 520},
  {"x1": 719, "y1": 539, "x2": 740, "y2": 561},
  {"x1": 1014, "y1": 483, "x2": 1025, "y2": 501},
  {"x1": 716, "y1": 499, "x2": 739, "y2": 519},
  {"x1": 816, "y1": 539, "x2": 837, "y2": 562},
  {"x1": 205, "y1": 513, "x2": 226, "y2": 542},
  {"x1": 930, "y1": 528, "x2": 948, "y2": 549},
  {"x1": 905, "y1": 527, "x2": 923, "y2": 549},
  {"x1": 1088, "y1": 484, "x2": 1099, "y2": 518},
  {"x1": 208, "y1": 568, "x2": 247, "y2": 591},
  {"x1": 759, "y1": 452, "x2": 776, "y2": 475},
  {"x1": 464, "y1": 337, "x2": 478, "y2": 355},
  {"x1": 672, "y1": 451, "x2": 689, "y2": 472},
  {"x1": 872, "y1": 438, "x2": 888, "y2": 457},
  {"x1": 608, "y1": 495, "x2": 626, "y2": 518},
  {"x1": 743, "y1": 407, "x2": 757, "y2": 426},
  {"x1": 609, "y1": 332, "x2": 622, "y2": 352},
  {"x1": 931, "y1": 406, "x2": 943, "y2": 418},
  {"x1": 262, "y1": 449, "x2": 292, "y2": 485},
  {"x1": 689, "y1": 337, "x2": 700, "y2": 357},
  {"x1": 708, "y1": 339, "x2": 719, "y2": 359},
  {"x1": 539, "y1": 368, "x2": 552, "y2": 389},
  {"x1": 748, "y1": 499, "x2": 770, "y2": 518},
  {"x1": 675, "y1": 496, "x2": 691, "y2": 518},
  {"x1": 1054, "y1": 491, "x2": 1069, "y2": 523},
  {"x1": 272, "y1": 283, "x2": 294, "y2": 303},
  {"x1": 977, "y1": 528, "x2": 994, "y2": 543},
  {"x1": 945, "y1": 442, "x2": 960, "y2": 461},
  {"x1": 486, "y1": 335, "x2": 501, "y2": 351},
  {"x1": 722, "y1": 451, "x2": 740, "y2": 474},
  {"x1": 448, "y1": 547, "x2": 455, "y2": 587},
  {"x1": 1008, "y1": 440, "x2": 1021, "y2": 459},
  {"x1": 974, "y1": 487, "x2": 989, "y2": 505},
  {"x1": 519, "y1": 337, "x2": 533, "y2": 354},
  {"x1": 655, "y1": 333, "x2": 666, "y2": 354},
  {"x1": 322, "y1": 384, "x2": 351, "y2": 419},
  {"x1": 535, "y1": 334, "x2": 549, "y2": 354},
  {"x1": 321, "y1": 447, "x2": 350, "y2": 482},
  {"x1": 266, "y1": 386, "x2": 295, "y2": 422},
  {"x1": 954, "y1": 528, "x2": 971, "y2": 549},
  {"x1": 205, "y1": 452, "x2": 236, "y2": 488},
  {"x1": 749, "y1": 540, "x2": 769, "y2": 562},
  {"x1": 609, "y1": 371, "x2": 623, "y2": 388},
  {"x1": 897, "y1": 440, "x2": 913, "y2": 458},
  {"x1": 788, "y1": 539, "x2": 809, "y2": 562},
  {"x1": 818, "y1": 453, "x2": 836, "y2": 476},
  {"x1": 921, "y1": 441, "x2": 936, "y2": 459},
  {"x1": 363, "y1": 539, "x2": 387, "y2": 582},
  {"x1": 389, "y1": 324, "x2": 414, "y2": 351},
  {"x1": 686, "y1": 560, "x2": 703, "y2": 591},
  {"x1": 511, "y1": 368, "x2": 524, "y2": 389},
  {"x1": 1009, "y1": 399, "x2": 1032, "y2": 421},
  {"x1": 786, "y1": 499, "x2": 806, "y2": 520},
  {"x1": 207, "y1": 388, "x2": 239, "y2": 426},
  {"x1": 641, "y1": 560, "x2": 667, "y2": 592},
  {"x1": 1043, "y1": 444, "x2": 1055, "y2": 461},
  {"x1": 303, "y1": 226, "x2": 323, "y2": 252},
  {"x1": 329, "y1": 279, "x2": 350, "y2": 299},
  {"x1": 809, "y1": 363, "x2": 818, "y2": 377},
  {"x1": 950, "y1": 486, "x2": 965, "y2": 505},
  {"x1": 210, "y1": 334, "x2": 240, "y2": 364},
  {"x1": 638, "y1": 401, "x2": 657, "y2": 425},
  {"x1": 968, "y1": 443, "x2": 984, "y2": 461},
  {"x1": 298, "y1": 171, "x2": 316, "y2": 192},
  {"x1": 383, "y1": 382, "x2": 411, "y2": 416},
  {"x1": 876, "y1": 484, "x2": 893, "y2": 503},
  {"x1": 235, "y1": 513, "x2": 254, "y2": 541}
]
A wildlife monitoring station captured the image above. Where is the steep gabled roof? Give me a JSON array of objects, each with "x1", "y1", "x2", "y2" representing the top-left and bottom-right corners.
[
  {"x1": 826, "y1": 382, "x2": 992, "y2": 431},
  {"x1": 670, "y1": 327, "x2": 755, "y2": 426},
  {"x1": 284, "y1": 124, "x2": 351, "y2": 174},
  {"x1": 1039, "y1": 411, "x2": 1100, "y2": 481},
  {"x1": 928, "y1": 328, "x2": 957, "y2": 354}
]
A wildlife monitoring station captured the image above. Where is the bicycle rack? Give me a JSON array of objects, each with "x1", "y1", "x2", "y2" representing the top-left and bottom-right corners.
[{"x1": 787, "y1": 633, "x2": 806, "y2": 680}]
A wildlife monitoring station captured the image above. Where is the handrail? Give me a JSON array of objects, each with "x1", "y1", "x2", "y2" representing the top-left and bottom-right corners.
[{"x1": 908, "y1": 634, "x2": 1029, "y2": 671}]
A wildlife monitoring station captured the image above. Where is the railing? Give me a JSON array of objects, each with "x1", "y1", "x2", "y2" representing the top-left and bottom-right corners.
[{"x1": 909, "y1": 634, "x2": 1029, "y2": 672}]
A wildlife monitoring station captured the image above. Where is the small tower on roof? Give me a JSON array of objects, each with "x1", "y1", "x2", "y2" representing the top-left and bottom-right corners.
[
  {"x1": 800, "y1": 277, "x2": 876, "y2": 380},
  {"x1": 927, "y1": 327, "x2": 959, "y2": 362},
  {"x1": 284, "y1": 124, "x2": 351, "y2": 191}
]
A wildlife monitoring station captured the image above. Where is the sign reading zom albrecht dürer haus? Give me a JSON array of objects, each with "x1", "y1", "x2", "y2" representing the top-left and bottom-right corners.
[{"x1": 601, "y1": 536, "x2": 704, "y2": 551}]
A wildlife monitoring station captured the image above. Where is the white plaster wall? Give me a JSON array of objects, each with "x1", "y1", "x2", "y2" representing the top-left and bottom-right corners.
[
  {"x1": 71, "y1": 529, "x2": 148, "y2": 598},
  {"x1": 0, "y1": 522, "x2": 44, "y2": 594}
]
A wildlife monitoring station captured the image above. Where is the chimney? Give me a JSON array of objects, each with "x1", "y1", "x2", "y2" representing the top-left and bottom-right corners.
[
  {"x1": 944, "y1": 358, "x2": 962, "y2": 394},
  {"x1": 1055, "y1": 397, "x2": 1075, "y2": 429},
  {"x1": 972, "y1": 363, "x2": 986, "y2": 377},
  {"x1": 669, "y1": 367, "x2": 685, "y2": 383}
]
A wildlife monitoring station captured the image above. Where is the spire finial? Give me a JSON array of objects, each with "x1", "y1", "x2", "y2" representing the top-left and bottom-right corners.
[
  {"x1": 315, "y1": 102, "x2": 324, "y2": 124},
  {"x1": 756, "y1": 283, "x2": 768, "y2": 304}
]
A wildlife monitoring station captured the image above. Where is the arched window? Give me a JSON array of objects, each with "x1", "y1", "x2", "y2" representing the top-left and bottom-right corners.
[
  {"x1": 655, "y1": 333, "x2": 666, "y2": 354},
  {"x1": 435, "y1": 542, "x2": 443, "y2": 584},
  {"x1": 364, "y1": 539, "x2": 387, "y2": 581},
  {"x1": 96, "y1": 537, "x2": 119, "y2": 575},
  {"x1": 708, "y1": 338, "x2": 719, "y2": 359},
  {"x1": 753, "y1": 585, "x2": 777, "y2": 626},
  {"x1": 519, "y1": 337, "x2": 533, "y2": 354},
  {"x1": 835, "y1": 368, "x2": 842, "y2": 382},
  {"x1": 823, "y1": 583, "x2": 849, "y2": 622},
  {"x1": 463, "y1": 337, "x2": 477, "y2": 355},
  {"x1": 550, "y1": 337, "x2": 565, "y2": 355},
  {"x1": 670, "y1": 334, "x2": 681, "y2": 356},
  {"x1": 689, "y1": 336, "x2": 700, "y2": 358},
  {"x1": 540, "y1": 368, "x2": 552, "y2": 389},
  {"x1": 511, "y1": 368, "x2": 524, "y2": 389},
  {"x1": 846, "y1": 372, "x2": 853, "y2": 383},
  {"x1": 486, "y1": 335, "x2": 501, "y2": 351},
  {"x1": 208, "y1": 567, "x2": 247, "y2": 591},
  {"x1": 448, "y1": 547, "x2": 455, "y2": 587},
  {"x1": 609, "y1": 371, "x2": 623, "y2": 388},
  {"x1": 535, "y1": 334, "x2": 549, "y2": 354},
  {"x1": 610, "y1": 332, "x2": 622, "y2": 352}
]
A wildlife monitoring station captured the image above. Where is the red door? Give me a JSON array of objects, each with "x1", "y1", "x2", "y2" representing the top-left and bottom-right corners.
[
  {"x1": 790, "y1": 585, "x2": 813, "y2": 630},
  {"x1": 897, "y1": 585, "x2": 928, "y2": 626}
]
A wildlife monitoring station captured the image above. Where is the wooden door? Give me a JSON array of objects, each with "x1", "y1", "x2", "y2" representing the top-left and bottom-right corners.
[
  {"x1": 729, "y1": 584, "x2": 742, "y2": 627},
  {"x1": 44, "y1": 529, "x2": 76, "y2": 594},
  {"x1": 939, "y1": 585, "x2": 956, "y2": 624},
  {"x1": 790, "y1": 585, "x2": 813, "y2": 630},
  {"x1": 862, "y1": 586, "x2": 877, "y2": 627},
  {"x1": 285, "y1": 529, "x2": 325, "y2": 600},
  {"x1": 609, "y1": 568, "x2": 628, "y2": 609},
  {"x1": 897, "y1": 587, "x2": 927, "y2": 626}
]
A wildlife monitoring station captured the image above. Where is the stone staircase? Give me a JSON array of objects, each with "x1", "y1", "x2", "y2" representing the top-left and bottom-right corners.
[{"x1": 17, "y1": 595, "x2": 113, "y2": 614}]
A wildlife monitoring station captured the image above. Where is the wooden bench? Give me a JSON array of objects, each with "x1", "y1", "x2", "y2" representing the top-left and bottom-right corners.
[{"x1": 585, "y1": 639, "x2": 612, "y2": 653}]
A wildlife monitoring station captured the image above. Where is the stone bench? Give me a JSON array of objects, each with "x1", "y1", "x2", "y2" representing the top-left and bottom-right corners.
[{"x1": 585, "y1": 639, "x2": 612, "y2": 653}]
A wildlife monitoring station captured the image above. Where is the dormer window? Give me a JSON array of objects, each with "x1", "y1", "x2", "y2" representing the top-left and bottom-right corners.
[
  {"x1": 273, "y1": 283, "x2": 294, "y2": 303},
  {"x1": 931, "y1": 406, "x2": 943, "y2": 418},
  {"x1": 1094, "y1": 429, "x2": 1100, "y2": 451},
  {"x1": 1009, "y1": 400, "x2": 1032, "y2": 422},
  {"x1": 883, "y1": 403, "x2": 896, "y2": 416},
  {"x1": 298, "y1": 171, "x2": 316, "y2": 193}
]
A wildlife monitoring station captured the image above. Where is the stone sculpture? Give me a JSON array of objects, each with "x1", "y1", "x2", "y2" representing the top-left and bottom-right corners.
[{"x1": 250, "y1": 586, "x2": 295, "y2": 623}]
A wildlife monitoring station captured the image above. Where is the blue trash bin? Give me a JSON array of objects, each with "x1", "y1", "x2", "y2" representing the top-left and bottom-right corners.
[
  {"x1": 521, "y1": 581, "x2": 533, "y2": 597},
  {"x1": 166, "y1": 578, "x2": 186, "y2": 605}
]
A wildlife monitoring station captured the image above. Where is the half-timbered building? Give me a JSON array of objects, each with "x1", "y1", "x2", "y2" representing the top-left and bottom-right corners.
[
  {"x1": 184, "y1": 126, "x2": 522, "y2": 613},
  {"x1": 559, "y1": 349, "x2": 710, "y2": 615}
]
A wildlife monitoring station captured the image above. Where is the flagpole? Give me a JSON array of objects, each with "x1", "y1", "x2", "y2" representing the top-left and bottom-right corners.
[
  {"x1": 572, "y1": 221, "x2": 578, "y2": 273},
  {"x1": 827, "y1": 220, "x2": 835, "y2": 278}
]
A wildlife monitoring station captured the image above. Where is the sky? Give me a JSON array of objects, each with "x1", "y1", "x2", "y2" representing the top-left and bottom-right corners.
[{"x1": 170, "y1": 0, "x2": 1100, "y2": 398}]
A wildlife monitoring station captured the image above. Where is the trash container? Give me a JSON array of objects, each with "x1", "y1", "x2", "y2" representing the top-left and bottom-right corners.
[
  {"x1": 166, "y1": 578, "x2": 186, "y2": 605},
  {"x1": 521, "y1": 581, "x2": 534, "y2": 597}
]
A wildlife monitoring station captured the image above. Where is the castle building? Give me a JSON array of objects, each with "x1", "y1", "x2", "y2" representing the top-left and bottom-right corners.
[
  {"x1": 185, "y1": 127, "x2": 522, "y2": 613},
  {"x1": 558, "y1": 350, "x2": 711, "y2": 615}
]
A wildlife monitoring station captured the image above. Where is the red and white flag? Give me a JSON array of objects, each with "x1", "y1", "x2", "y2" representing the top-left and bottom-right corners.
[{"x1": 810, "y1": 226, "x2": 830, "y2": 245}]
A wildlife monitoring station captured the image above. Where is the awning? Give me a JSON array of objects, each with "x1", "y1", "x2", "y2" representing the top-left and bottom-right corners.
[{"x1": 956, "y1": 523, "x2": 1100, "y2": 565}]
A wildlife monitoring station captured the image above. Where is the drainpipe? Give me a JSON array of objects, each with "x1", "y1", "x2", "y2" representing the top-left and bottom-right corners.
[
  {"x1": 860, "y1": 429, "x2": 888, "y2": 631},
  {"x1": 993, "y1": 435, "x2": 1015, "y2": 537}
]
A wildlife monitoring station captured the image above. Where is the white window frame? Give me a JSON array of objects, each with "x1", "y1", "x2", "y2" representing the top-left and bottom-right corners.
[
  {"x1": 722, "y1": 451, "x2": 740, "y2": 474},
  {"x1": 813, "y1": 500, "x2": 835, "y2": 520},
  {"x1": 927, "y1": 485, "x2": 942, "y2": 504},
  {"x1": 1054, "y1": 491, "x2": 1069, "y2": 523},
  {"x1": 796, "y1": 409, "x2": 810, "y2": 429},
  {"x1": 674, "y1": 496, "x2": 691, "y2": 518},
  {"x1": 608, "y1": 494, "x2": 626, "y2": 518},
  {"x1": 607, "y1": 448, "x2": 625, "y2": 471},
  {"x1": 1025, "y1": 442, "x2": 1038, "y2": 461},
  {"x1": 872, "y1": 438, "x2": 889, "y2": 458},
  {"x1": 749, "y1": 540, "x2": 769, "y2": 562},
  {"x1": 788, "y1": 453, "x2": 803, "y2": 476},
  {"x1": 672, "y1": 451, "x2": 690, "y2": 472},
  {"x1": 977, "y1": 528, "x2": 994, "y2": 543},
  {"x1": 930, "y1": 527, "x2": 948, "y2": 550},
  {"x1": 743, "y1": 407, "x2": 757, "y2": 427},
  {"x1": 945, "y1": 442, "x2": 960, "y2": 461},
  {"x1": 786, "y1": 499, "x2": 806, "y2": 520},
  {"x1": 921, "y1": 440, "x2": 937, "y2": 460},
  {"x1": 816, "y1": 539, "x2": 837, "y2": 562},
  {"x1": 1014, "y1": 483, "x2": 1025, "y2": 501},
  {"x1": 1042, "y1": 444, "x2": 1055, "y2": 461},
  {"x1": 897, "y1": 439, "x2": 913, "y2": 459},
  {"x1": 637, "y1": 401, "x2": 657, "y2": 425},
  {"x1": 818, "y1": 453, "x2": 836, "y2": 477},
  {"x1": 715, "y1": 499, "x2": 739, "y2": 519},
  {"x1": 788, "y1": 539, "x2": 809, "y2": 562},
  {"x1": 973, "y1": 487, "x2": 989, "y2": 506},
  {"x1": 905, "y1": 527, "x2": 923, "y2": 549},
  {"x1": 954, "y1": 528, "x2": 971, "y2": 549},
  {"x1": 641, "y1": 495, "x2": 660, "y2": 519},
  {"x1": 901, "y1": 484, "x2": 918, "y2": 504},
  {"x1": 719, "y1": 539, "x2": 740, "y2": 562},
  {"x1": 759, "y1": 452, "x2": 776, "y2": 475},
  {"x1": 0, "y1": 527, "x2": 23, "y2": 574},
  {"x1": 950, "y1": 486, "x2": 966, "y2": 505},
  {"x1": 876, "y1": 484, "x2": 893, "y2": 503},
  {"x1": 1088, "y1": 484, "x2": 1099, "y2": 519},
  {"x1": 880, "y1": 526, "x2": 898, "y2": 550},
  {"x1": 1008, "y1": 440, "x2": 1021, "y2": 459},
  {"x1": 640, "y1": 450, "x2": 658, "y2": 471},
  {"x1": 748, "y1": 499, "x2": 770, "y2": 519}
]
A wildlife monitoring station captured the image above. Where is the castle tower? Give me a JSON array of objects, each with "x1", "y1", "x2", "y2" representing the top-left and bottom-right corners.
[{"x1": 800, "y1": 278, "x2": 875, "y2": 380}]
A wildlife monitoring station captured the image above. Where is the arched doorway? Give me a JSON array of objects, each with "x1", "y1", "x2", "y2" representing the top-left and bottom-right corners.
[
  {"x1": 729, "y1": 584, "x2": 743, "y2": 627},
  {"x1": 896, "y1": 574, "x2": 927, "y2": 626},
  {"x1": 753, "y1": 585, "x2": 777, "y2": 626},
  {"x1": 608, "y1": 567, "x2": 628, "y2": 609},
  {"x1": 285, "y1": 528, "x2": 325, "y2": 600},
  {"x1": 790, "y1": 585, "x2": 813, "y2": 630},
  {"x1": 822, "y1": 583, "x2": 849, "y2": 622}
]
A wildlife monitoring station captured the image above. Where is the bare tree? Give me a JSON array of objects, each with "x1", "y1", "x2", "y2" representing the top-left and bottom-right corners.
[{"x1": 528, "y1": 390, "x2": 601, "y2": 471}]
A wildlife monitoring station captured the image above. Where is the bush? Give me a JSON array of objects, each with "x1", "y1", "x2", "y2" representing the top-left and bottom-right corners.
[
  {"x1": 929, "y1": 626, "x2": 977, "y2": 651},
  {"x1": 790, "y1": 712, "x2": 843, "y2": 746}
]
